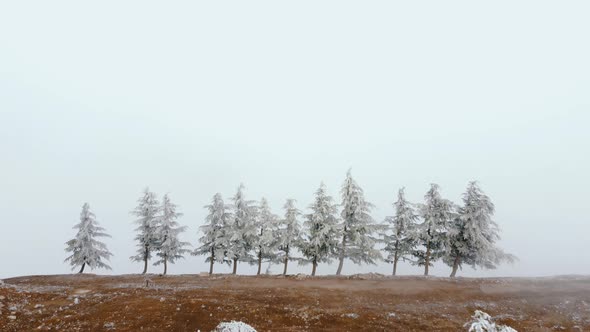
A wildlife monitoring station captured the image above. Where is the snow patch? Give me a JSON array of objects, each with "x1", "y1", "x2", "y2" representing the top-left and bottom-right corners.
[
  {"x1": 213, "y1": 321, "x2": 257, "y2": 332},
  {"x1": 466, "y1": 310, "x2": 517, "y2": 332}
]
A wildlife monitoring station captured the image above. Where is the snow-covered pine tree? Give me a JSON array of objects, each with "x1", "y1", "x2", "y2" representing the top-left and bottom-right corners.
[
  {"x1": 336, "y1": 170, "x2": 382, "y2": 275},
  {"x1": 382, "y1": 188, "x2": 418, "y2": 275},
  {"x1": 299, "y1": 183, "x2": 340, "y2": 276},
  {"x1": 412, "y1": 183, "x2": 455, "y2": 276},
  {"x1": 444, "y1": 182, "x2": 516, "y2": 277},
  {"x1": 153, "y1": 194, "x2": 190, "y2": 275},
  {"x1": 226, "y1": 184, "x2": 258, "y2": 274},
  {"x1": 277, "y1": 198, "x2": 302, "y2": 275},
  {"x1": 252, "y1": 197, "x2": 280, "y2": 275},
  {"x1": 130, "y1": 188, "x2": 161, "y2": 274},
  {"x1": 194, "y1": 193, "x2": 232, "y2": 274},
  {"x1": 65, "y1": 203, "x2": 113, "y2": 273}
]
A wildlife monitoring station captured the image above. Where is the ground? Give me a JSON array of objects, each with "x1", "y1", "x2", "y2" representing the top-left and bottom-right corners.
[{"x1": 1, "y1": 274, "x2": 589, "y2": 331}]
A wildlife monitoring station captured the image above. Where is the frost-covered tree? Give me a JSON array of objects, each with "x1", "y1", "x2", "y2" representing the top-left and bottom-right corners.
[
  {"x1": 336, "y1": 170, "x2": 382, "y2": 275},
  {"x1": 382, "y1": 188, "x2": 418, "y2": 275},
  {"x1": 299, "y1": 183, "x2": 340, "y2": 276},
  {"x1": 65, "y1": 203, "x2": 113, "y2": 273},
  {"x1": 444, "y1": 182, "x2": 516, "y2": 277},
  {"x1": 153, "y1": 194, "x2": 190, "y2": 275},
  {"x1": 130, "y1": 188, "x2": 161, "y2": 274},
  {"x1": 226, "y1": 184, "x2": 258, "y2": 274},
  {"x1": 277, "y1": 198, "x2": 302, "y2": 275},
  {"x1": 412, "y1": 183, "x2": 455, "y2": 276},
  {"x1": 252, "y1": 198, "x2": 280, "y2": 275},
  {"x1": 194, "y1": 193, "x2": 232, "y2": 274}
]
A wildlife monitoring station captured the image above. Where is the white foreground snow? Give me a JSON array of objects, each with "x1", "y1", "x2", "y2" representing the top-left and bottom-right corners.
[
  {"x1": 467, "y1": 310, "x2": 517, "y2": 332},
  {"x1": 213, "y1": 321, "x2": 257, "y2": 332}
]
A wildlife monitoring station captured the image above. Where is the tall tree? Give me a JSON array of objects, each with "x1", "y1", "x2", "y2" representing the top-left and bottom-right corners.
[
  {"x1": 336, "y1": 170, "x2": 382, "y2": 275},
  {"x1": 130, "y1": 188, "x2": 161, "y2": 274},
  {"x1": 252, "y1": 198, "x2": 280, "y2": 275},
  {"x1": 277, "y1": 198, "x2": 302, "y2": 275},
  {"x1": 226, "y1": 184, "x2": 258, "y2": 274},
  {"x1": 299, "y1": 183, "x2": 340, "y2": 276},
  {"x1": 412, "y1": 184, "x2": 455, "y2": 276},
  {"x1": 153, "y1": 194, "x2": 190, "y2": 275},
  {"x1": 194, "y1": 193, "x2": 232, "y2": 274},
  {"x1": 382, "y1": 188, "x2": 418, "y2": 275},
  {"x1": 64, "y1": 203, "x2": 113, "y2": 273},
  {"x1": 444, "y1": 182, "x2": 516, "y2": 277}
]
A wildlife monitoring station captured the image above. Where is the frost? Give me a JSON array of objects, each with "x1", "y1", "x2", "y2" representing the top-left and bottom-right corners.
[
  {"x1": 194, "y1": 193, "x2": 233, "y2": 274},
  {"x1": 64, "y1": 203, "x2": 113, "y2": 273},
  {"x1": 466, "y1": 310, "x2": 517, "y2": 332},
  {"x1": 153, "y1": 194, "x2": 190, "y2": 275},
  {"x1": 213, "y1": 321, "x2": 257, "y2": 332},
  {"x1": 382, "y1": 188, "x2": 418, "y2": 275},
  {"x1": 130, "y1": 188, "x2": 161, "y2": 273}
]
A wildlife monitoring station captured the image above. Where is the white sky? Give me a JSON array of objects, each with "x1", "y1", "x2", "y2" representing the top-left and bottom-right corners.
[{"x1": 1, "y1": 1, "x2": 589, "y2": 278}]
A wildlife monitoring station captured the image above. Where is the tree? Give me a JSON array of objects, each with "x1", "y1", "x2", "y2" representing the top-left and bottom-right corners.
[
  {"x1": 194, "y1": 193, "x2": 232, "y2": 274},
  {"x1": 153, "y1": 194, "x2": 190, "y2": 275},
  {"x1": 412, "y1": 183, "x2": 455, "y2": 276},
  {"x1": 444, "y1": 182, "x2": 516, "y2": 277},
  {"x1": 252, "y1": 198, "x2": 280, "y2": 275},
  {"x1": 64, "y1": 203, "x2": 113, "y2": 273},
  {"x1": 130, "y1": 188, "x2": 161, "y2": 274},
  {"x1": 382, "y1": 188, "x2": 418, "y2": 275},
  {"x1": 277, "y1": 198, "x2": 302, "y2": 275},
  {"x1": 299, "y1": 183, "x2": 340, "y2": 276},
  {"x1": 226, "y1": 184, "x2": 258, "y2": 274},
  {"x1": 336, "y1": 170, "x2": 382, "y2": 275}
]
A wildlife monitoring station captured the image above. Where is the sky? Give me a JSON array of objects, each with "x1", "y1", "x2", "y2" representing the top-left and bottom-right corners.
[{"x1": 1, "y1": 1, "x2": 589, "y2": 279}]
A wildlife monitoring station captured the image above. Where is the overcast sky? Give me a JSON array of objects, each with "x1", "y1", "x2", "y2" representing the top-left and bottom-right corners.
[{"x1": 1, "y1": 1, "x2": 589, "y2": 279}]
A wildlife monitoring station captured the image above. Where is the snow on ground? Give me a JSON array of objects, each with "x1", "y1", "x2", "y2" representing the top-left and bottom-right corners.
[
  {"x1": 213, "y1": 321, "x2": 257, "y2": 332},
  {"x1": 467, "y1": 310, "x2": 517, "y2": 332}
]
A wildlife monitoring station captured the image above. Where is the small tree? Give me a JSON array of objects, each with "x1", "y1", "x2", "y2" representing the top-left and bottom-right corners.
[
  {"x1": 252, "y1": 198, "x2": 280, "y2": 275},
  {"x1": 154, "y1": 194, "x2": 190, "y2": 275},
  {"x1": 445, "y1": 182, "x2": 516, "y2": 277},
  {"x1": 130, "y1": 188, "x2": 160, "y2": 274},
  {"x1": 412, "y1": 183, "x2": 455, "y2": 276},
  {"x1": 382, "y1": 188, "x2": 418, "y2": 275},
  {"x1": 277, "y1": 198, "x2": 302, "y2": 275},
  {"x1": 336, "y1": 170, "x2": 382, "y2": 275},
  {"x1": 64, "y1": 203, "x2": 113, "y2": 273},
  {"x1": 226, "y1": 184, "x2": 258, "y2": 274},
  {"x1": 194, "y1": 193, "x2": 232, "y2": 274},
  {"x1": 299, "y1": 183, "x2": 340, "y2": 276}
]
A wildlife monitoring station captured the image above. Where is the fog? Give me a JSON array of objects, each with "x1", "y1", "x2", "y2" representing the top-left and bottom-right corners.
[{"x1": 1, "y1": 1, "x2": 589, "y2": 279}]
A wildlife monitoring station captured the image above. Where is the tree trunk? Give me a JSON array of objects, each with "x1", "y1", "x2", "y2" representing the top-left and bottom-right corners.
[
  {"x1": 142, "y1": 246, "x2": 149, "y2": 274},
  {"x1": 209, "y1": 248, "x2": 214, "y2": 275},
  {"x1": 393, "y1": 241, "x2": 399, "y2": 276},
  {"x1": 163, "y1": 259, "x2": 168, "y2": 275},
  {"x1": 336, "y1": 232, "x2": 346, "y2": 275},
  {"x1": 232, "y1": 258, "x2": 238, "y2": 275},
  {"x1": 424, "y1": 242, "x2": 431, "y2": 276},
  {"x1": 257, "y1": 250, "x2": 262, "y2": 275},
  {"x1": 282, "y1": 246, "x2": 289, "y2": 275},
  {"x1": 311, "y1": 258, "x2": 317, "y2": 276},
  {"x1": 78, "y1": 262, "x2": 86, "y2": 274},
  {"x1": 450, "y1": 256, "x2": 460, "y2": 278}
]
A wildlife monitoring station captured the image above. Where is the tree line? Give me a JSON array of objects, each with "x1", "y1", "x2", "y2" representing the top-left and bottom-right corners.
[{"x1": 64, "y1": 171, "x2": 515, "y2": 277}]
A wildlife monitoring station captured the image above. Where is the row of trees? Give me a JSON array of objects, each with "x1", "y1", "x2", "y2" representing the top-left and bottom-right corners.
[{"x1": 64, "y1": 171, "x2": 515, "y2": 277}]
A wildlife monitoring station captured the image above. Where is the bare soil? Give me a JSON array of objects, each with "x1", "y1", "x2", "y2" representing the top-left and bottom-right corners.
[{"x1": 1, "y1": 274, "x2": 589, "y2": 331}]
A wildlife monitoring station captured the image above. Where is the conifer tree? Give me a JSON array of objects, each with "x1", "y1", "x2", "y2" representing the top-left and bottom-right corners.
[
  {"x1": 444, "y1": 182, "x2": 515, "y2": 277},
  {"x1": 65, "y1": 203, "x2": 113, "y2": 273},
  {"x1": 194, "y1": 193, "x2": 232, "y2": 274},
  {"x1": 299, "y1": 183, "x2": 340, "y2": 276},
  {"x1": 154, "y1": 194, "x2": 190, "y2": 275},
  {"x1": 130, "y1": 188, "x2": 160, "y2": 274},
  {"x1": 336, "y1": 170, "x2": 382, "y2": 275},
  {"x1": 412, "y1": 184, "x2": 455, "y2": 276},
  {"x1": 382, "y1": 188, "x2": 418, "y2": 275},
  {"x1": 226, "y1": 184, "x2": 258, "y2": 274},
  {"x1": 277, "y1": 198, "x2": 302, "y2": 275},
  {"x1": 252, "y1": 198, "x2": 280, "y2": 275}
]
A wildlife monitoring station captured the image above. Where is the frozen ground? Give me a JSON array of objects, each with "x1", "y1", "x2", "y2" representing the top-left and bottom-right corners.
[{"x1": 1, "y1": 274, "x2": 589, "y2": 331}]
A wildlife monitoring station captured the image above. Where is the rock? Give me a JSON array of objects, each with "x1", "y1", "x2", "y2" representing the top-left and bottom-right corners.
[
  {"x1": 103, "y1": 322, "x2": 115, "y2": 329},
  {"x1": 9, "y1": 305, "x2": 17, "y2": 311},
  {"x1": 34, "y1": 304, "x2": 44, "y2": 309},
  {"x1": 0, "y1": 295, "x2": 5, "y2": 300},
  {"x1": 295, "y1": 274, "x2": 307, "y2": 280},
  {"x1": 8, "y1": 315, "x2": 16, "y2": 320}
]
